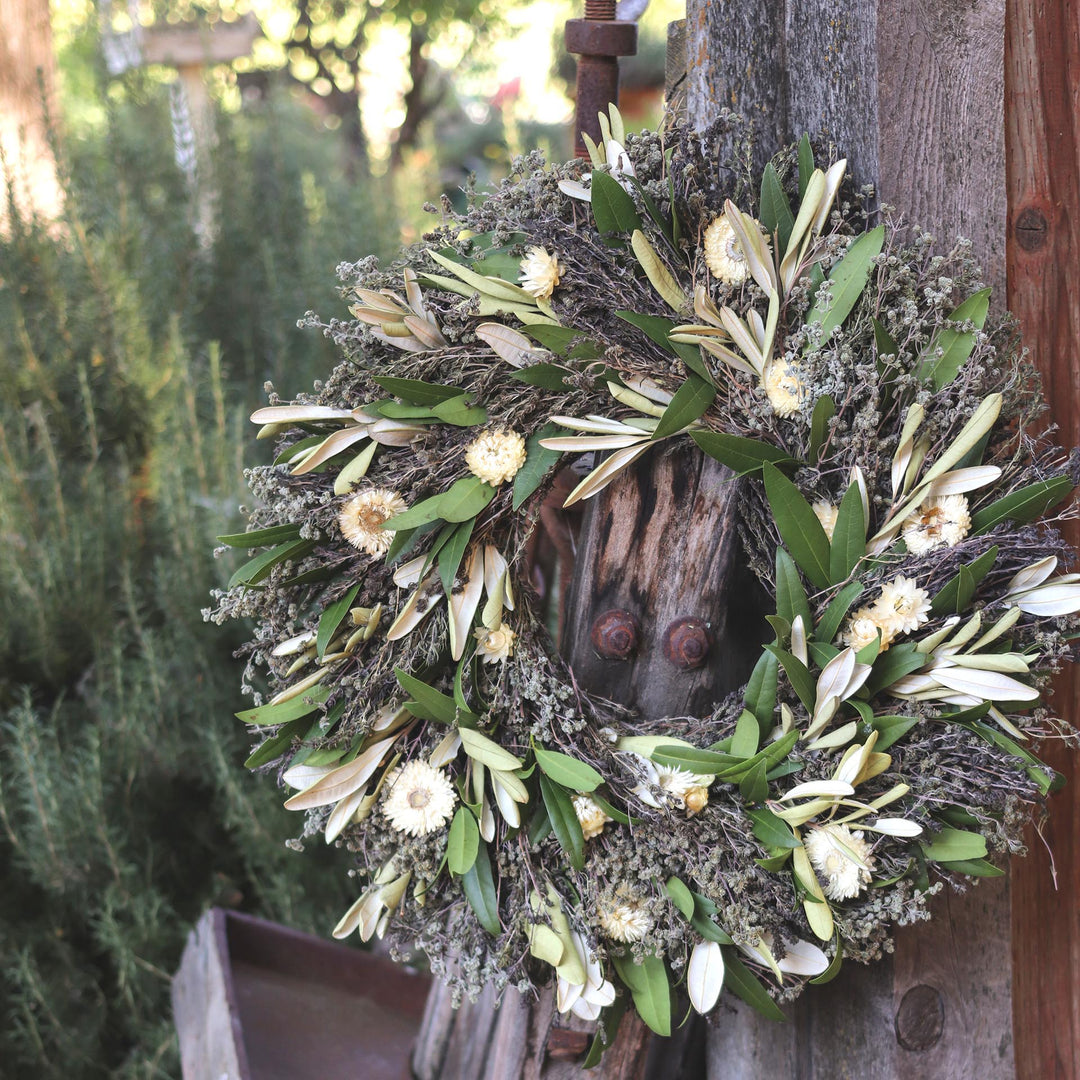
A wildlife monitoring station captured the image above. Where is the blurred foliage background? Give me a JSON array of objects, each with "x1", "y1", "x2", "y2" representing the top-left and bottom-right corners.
[{"x1": 0, "y1": 0, "x2": 672, "y2": 1075}]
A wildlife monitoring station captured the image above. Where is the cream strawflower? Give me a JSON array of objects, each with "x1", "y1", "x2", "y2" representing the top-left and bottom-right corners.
[
  {"x1": 803, "y1": 823, "x2": 874, "y2": 901},
  {"x1": 632, "y1": 756, "x2": 713, "y2": 811},
  {"x1": 465, "y1": 428, "x2": 528, "y2": 486},
  {"x1": 475, "y1": 622, "x2": 516, "y2": 664},
  {"x1": 339, "y1": 488, "x2": 408, "y2": 557},
  {"x1": 597, "y1": 888, "x2": 653, "y2": 942},
  {"x1": 518, "y1": 246, "x2": 562, "y2": 299},
  {"x1": 842, "y1": 607, "x2": 894, "y2": 653},
  {"x1": 763, "y1": 360, "x2": 804, "y2": 417},
  {"x1": 573, "y1": 794, "x2": 612, "y2": 840},
  {"x1": 902, "y1": 494, "x2": 972, "y2": 555},
  {"x1": 703, "y1": 214, "x2": 752, "y2": 284},
  {"x1": 381, "y1": 761, "x2": 457, "y2": 837},
  {"x1": 813, "y1": 501, "x2": 839, "y2": 542},
  {"x1": 873, "y1": 575, "x2": 931, "y2": 636}
]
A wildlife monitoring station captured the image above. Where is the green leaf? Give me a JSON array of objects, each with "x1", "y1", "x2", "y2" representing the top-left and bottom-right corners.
[
  {"x1": 437, "y1": 520, "x2": 475, "y2": 594},
  {"x1": 447, "y1": 807, "x2": 480, "y2": 875},
  {"x1": 525, "y1": 324, "x2": 591, "y2": 354},
  {"x1": 810, "y1": 937, "x2": 844, "y2": 985},
  {"x1": 744, "y1": 650, "x2": 779, "y2": 730},
  {"x1": 920, "y1": 827, "x2": 988, "y2": 862},
  {"x1": 437, "y1": 476, "x2": 496, "y2": 522},
  {"x1": 510, "y1": 364, "x2": 572, "y2": 391},
  {"x1": 236, "y1": 684, "x2": 330, "y2": 726},
  {"x1": 431, "y1": 394, "x2": 488, "y2": 427},
  {"x1": 775, "y1": 547, "x2": 812, "y2": 631},
  {"x1": 759, "y1": 163, "x2": 795, "y2": 252},
  {"x1": 918, "y1": 288, "x2": 992, "y2": 390},
  {"x1": 244, "y1": 716, "x2": 309, "y2": 769},
  {"x1": 611, "y1": 955, "x2": 671, "y2": 1037},
  {"x1": 228, "y1": 539, "x2": 314, "y2": 589},
  {"x1": 739, "y1": 759, "x2": 769, "y2": 802},
  {"x1": 316, "y1": 584, "x2": 361, "y2": 659},
  {"x1": 672, "y1": 340, "x2": 715, "y2": 384},
  {"x1": 538, "y1": 774, "x2": 585, "y2": 871},
  {"x1": 806, "y1": 226, "x2": 885, "y2": 340},
  {"x1": 731, "y1": 710, "x2": 760, "y2": 759},
  {"x1": 762, "y1": 463, "x2": 831, "y2": 589},
  {"x1": 747, "y1": 807, "x2": 800, "y2": 849},
  {"x1": 815, "y1": 582, "x2": 864, "y2": 645},
  {"x1": 513, "y1": 423, "x2": 565, "y2": 510},
  {"x1": 462, "y1": 844, "x2": 501, "y2": 935},
  {"x1": 651, "y1": 376, "x2": 715, "y2": 440},
  {"x1": 808, "y1": 394, "x2": 836, "y2": 465},
  {"x1": 217, "y1": 523, "x2": 302, "y2": 548},
  {"x1": 375, "y1": 401, "x2": 438, "y2": 420},
  {"x1": 582, "y1": 994, "x2": 627, "y2": 1069},
  {"x1": 589, "y1": 169, "x2": 643, "y2": 235},
  {"x1": 651, "y1": 746, "x2": 740, "y2": 775},
  {"x1": 865, "y1": 642, "x2": 925, "y2": 696},
  {"x1": 764, "y1": 645, "x2": 816, "y2": 712},
  {"x1": 380, "y1": 493, "x2": 446, "y2": 532},
  {"x1": 797, "y1": 135, "x2": 814, "y2": 200},
  {"x1": 614, "y1": 310, "x2": 676, "y2": 352},
  {"x1": 394, "y1": 668, "x2": 457, "y2": 724},
  {"x1": 273, "y1": 434, "x2": 322, "y2": 467},
  {"x1": 533, "y1": 745, "x2": 604, "y2": 792},
  {"x1": 873, "y1": 318, "x2": 899, "y2": 361},
  {"x1": 942, "y1": 857, "x2": 1005, "y2": 878},
  {"x1": 930, "y1": 545, "x2": 998, "y2": 614},
  {"x1": 459, "y1": 727, "x2": 524, "y2": 771},
  {"x1": 829, "y1": 480, "x2": 867, "y2": 584},
  {"x1": 664, "y1": 876, "x2": 696, "y2": 919},
  {"x1": 866, "y1": 714, "x2": 919, "y2": 751},
  {"x1": 722, "y1": 952, "x2": 787, "y2": 1021},
  {"x1": 971, "y1": 475, "x2": 1074, "y2": 534},
  {"x1": 716, "y1": 730, "x2": 798, "y2": 783},
  {"x1": 691, "y1": 431, "x2": 796, "y2": 476},
  {"x1": 592, "y1": 791, "x2": 635, "y2": 825}
]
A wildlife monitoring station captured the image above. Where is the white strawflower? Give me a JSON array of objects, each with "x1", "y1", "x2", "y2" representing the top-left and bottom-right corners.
[
  {"x1": 519, "y1": 246, "x2": 562, "y2": 299},
  {"x1": 763, "y1": 360, "x2": 804, "y2": 417},
  {"x1": 465, "y1": 428, "x2": 528, "y2": 486},
  {"x1": 813, "y1": 501, "x2": 839, "y2": 542},
  {"x1": 381, "y1": 761, "x2": 457, "y2": 837},
  {"x1": 632, "y1": 757, "x2": 713, "y2": 811},
  {"x1": 573, "y1": 794, "x2": 612, "y2": 840},
  {"x1": 703, "y1": 214, "x2": 752, "y2": 284},
  {"x1": 873, "y1": 575, "x2": 931, "y2": 636},
  {"x1": 475, "y1": 622, "x2": 516, "y2": 664},
  {"x1": 339, "y1": 488, "x2": 408, "y2": 557},
  {"x1": 902, "y1": 494, "x2": 972, "y2": 555},
  {"x1": 842, "y1": 607, "x2": 894, "y2": 653},
  {"x1": 803, "y1": 823, "x2": 874, "y2": 901},
  {"x1": 597, "y1": 888, "x2": 653, "y2": 942}
]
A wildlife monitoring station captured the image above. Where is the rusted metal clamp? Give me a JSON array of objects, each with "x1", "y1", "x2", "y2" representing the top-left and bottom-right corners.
[{"x1": 565, "y1": 0, "x2": 638, "y2": 159}]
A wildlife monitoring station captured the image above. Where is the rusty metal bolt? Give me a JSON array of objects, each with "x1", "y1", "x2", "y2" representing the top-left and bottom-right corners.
[
  {"x1": 590, "y1": 609, "x2": 640, "y2": 659},
  {"x1": 662, "y1": 617, "x2": 712, "y2": 670}
]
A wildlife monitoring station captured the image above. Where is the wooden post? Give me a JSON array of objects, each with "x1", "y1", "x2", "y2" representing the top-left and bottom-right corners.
[{"x1": 1005, "y1": 1, "x2": 1080, "y2": 1076}]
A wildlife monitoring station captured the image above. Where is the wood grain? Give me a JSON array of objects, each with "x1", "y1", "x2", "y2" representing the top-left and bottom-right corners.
[{"x1": 1005, "y1": 1, "x2": 1080, "y2": 1077}]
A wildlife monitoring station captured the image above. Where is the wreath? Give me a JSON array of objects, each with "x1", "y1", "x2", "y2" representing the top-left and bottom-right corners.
[{"x1": 210, "y1": 112, "x2": 1080, "y2": 1051}]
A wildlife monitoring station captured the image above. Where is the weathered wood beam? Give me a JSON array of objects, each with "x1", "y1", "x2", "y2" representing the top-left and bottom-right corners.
[{"x1": 1005, "y1": 0, "x2": 1080, "y2": 1076}]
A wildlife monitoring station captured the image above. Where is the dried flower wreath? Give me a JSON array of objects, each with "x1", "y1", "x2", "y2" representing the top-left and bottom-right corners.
[{"x1": 209, "y1": 111, "x2": 1080, "y2": 1054}]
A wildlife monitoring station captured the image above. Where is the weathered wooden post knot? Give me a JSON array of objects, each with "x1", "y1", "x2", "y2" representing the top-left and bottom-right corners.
[
  {"x1": 591, "y1": 609, "x2": 641, "y2": 658},
  {"x1": 565, "y1": 0, "x2": 637, "y2": 159},
  {"x1": 1014, "y1": 206, "x2": 1049, "y2": 251},
  {"x1": 662, "y1": 617, "x2": 712, "y2": 670},
  {"x1": 894, "y1": 983, "x2": 946, "y2": 1051}
]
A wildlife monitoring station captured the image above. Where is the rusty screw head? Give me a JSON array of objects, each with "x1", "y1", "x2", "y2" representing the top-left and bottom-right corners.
[
  {"x1": 662, "y1": 617, "x2": 711, "y2": 670},
  {"x1": 590, "y1": 609, "x2": 640, "y2": 659}
]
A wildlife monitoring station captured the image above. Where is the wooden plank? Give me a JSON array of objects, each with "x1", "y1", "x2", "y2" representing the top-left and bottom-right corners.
[
  {"x1": 1004, "y1": 1, "x2": 1080, "y2": 1076},
  {"x1": 684, "y1": 1, "x2": 1014, "y2": 1075}
]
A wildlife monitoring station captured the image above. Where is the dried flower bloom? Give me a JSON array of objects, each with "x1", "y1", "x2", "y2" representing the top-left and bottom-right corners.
[
  {"x1": 873, "y1": 575, "x2": 931, "y2": 636},
  {"x1": 763, "y1": 360, "x2": 804, "y2": 417},
  {"x1": 842, "y1": 607, "x2": 894, "y2": 653},
  {"x1": 519, "y1": 246, "x2": 562, "y2": 299},
  {"x1": 339, "y1": 488, "x2": 408, "y2": 557},
  {"x1": 573, "y1": 794, "x2": 612, "y2": 839},
  {"x1": 902, "y1": 494, "x2": 971, "y2": 555},
  {"x1": 813, "y1": 501, "x2": 839, "y2": 542},
  {"x1": 803, "y1": 823, "x2": 874, "y2": 901},
  {"x1": 381, "y1": 761, "x2": 456, "y2": 837},
  {"x1": 597, "y1": 888, "x2": 653, "y2": 942},
  {"x1": 465, "y1": 428, "x2": 528, "y2": 486},
  {"x1": 683, "y1": 786, "x2": 709, "y2": 814},
  {"x1": 631, "y1": 756, "x2": 713, "y2": 811},
  {"x1": 703, "y1": 214, "x2": 751, "y2": 284},
  {"x1": 475, "y1": 622, "x2": 516, "y2": 663}
]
